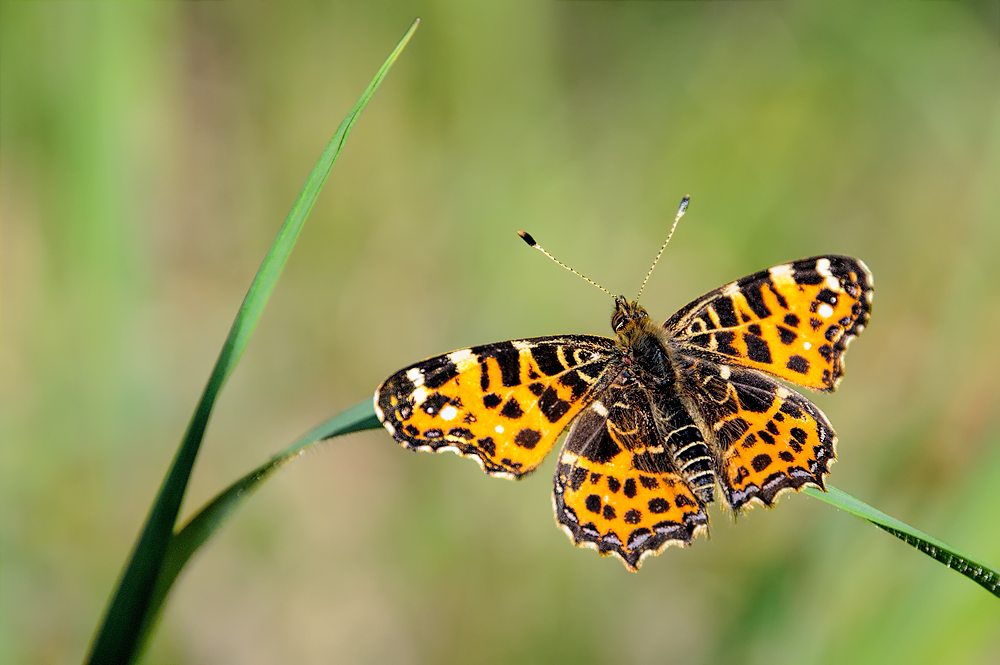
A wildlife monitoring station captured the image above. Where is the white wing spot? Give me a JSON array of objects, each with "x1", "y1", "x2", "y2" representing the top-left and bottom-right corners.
[
  {"x1": 561, "y1": 451, "x2": 580, "y2": 465},
  {"x1": 495, "y1": 424, "x2": 505, "y2": 434},
  {"x1": 447, "y1": 348, "x2": 477, "y2": 371},
  {"x1": 719, "y1": 365, "x2": 731, "y2": 380},
  {"x1": 592, "y1": 401, "x2": 609, "y2": 417},
  {"x1": 439, "y1": 405, "x2": 459, "y2": 421},
  {"x1": 406, "y1": 367, "x2": 425, "y2": 388},
  {"x1": 769, "y1": 264, "x2": 794, "y2": 279},
  {"x1": 722, "y1": 282, "x2": 739, "y2": 296},
  {"x1": 775, "y1": 386, "x2": 790, "y2": 399},
  {"x1": 803, "y1": 341, "x2": 812, "y2": 350},
  {"x1": 818, "y1": 303, "x2": 834, "y2": 318}
]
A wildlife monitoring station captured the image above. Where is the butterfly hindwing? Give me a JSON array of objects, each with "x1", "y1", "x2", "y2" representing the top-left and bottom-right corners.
[
  {"x1": 553, "y1": 375, "x2": 709, "y2": 570},
  {"x1": 375, "y1": 335, "x2": 617, "y2": 478},
  {"x1": 678, "y1": 356, "x2": 837, "y2": 510},
  {"x1": 666, "y1": 256, "x2": 873, "y2": 392}
]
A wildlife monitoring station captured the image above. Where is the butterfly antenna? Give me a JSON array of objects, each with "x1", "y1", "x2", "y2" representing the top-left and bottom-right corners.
[
  {"x1": 635, "y1": 195, "x2": 690, "y2": 302},
  {"x1": 518, "y1": 231, "x2": 613, "y2": 297}
]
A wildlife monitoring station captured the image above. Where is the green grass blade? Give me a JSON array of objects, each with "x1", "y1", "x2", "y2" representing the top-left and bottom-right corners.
[
  {"x1": 135, "y1": 400, "x2": 378, "y2": 654},
  {"x1": 85, "y1": 20, "x2": 419, "y2": 665},
  {"x1": 163, "y1": 402, "x2": 378, "y2": 598},
  {"x1": 805, "y1": 485, "x2": 1000, "y2": 597}
]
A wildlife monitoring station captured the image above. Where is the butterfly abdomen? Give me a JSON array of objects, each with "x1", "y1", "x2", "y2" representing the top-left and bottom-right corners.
[
  {"x1": 672, "y1": 441, "x2": 716, "y2": 505},
  {"x1": 653, "y1": 390, "x2": 717, "y2": 505}
]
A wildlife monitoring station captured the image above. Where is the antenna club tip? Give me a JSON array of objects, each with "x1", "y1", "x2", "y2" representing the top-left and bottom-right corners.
[{"x1": 518, "y1": 231, "x2": 537, "y2": 247}]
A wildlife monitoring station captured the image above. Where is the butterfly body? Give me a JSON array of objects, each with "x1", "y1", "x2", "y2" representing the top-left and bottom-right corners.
[{"x1": 375, "y1": 255, "x2": 873, "y2": 570}]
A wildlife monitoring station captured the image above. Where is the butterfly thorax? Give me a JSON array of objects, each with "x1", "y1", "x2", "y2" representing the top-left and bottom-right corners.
[{"x1": 611, "y1": 296, "x2": 676, "y2": 386}]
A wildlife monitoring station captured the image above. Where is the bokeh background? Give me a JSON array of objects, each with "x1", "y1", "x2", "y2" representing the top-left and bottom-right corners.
[{"x1": 3, "y1": 1, "x2": 1000, "y2": 663}]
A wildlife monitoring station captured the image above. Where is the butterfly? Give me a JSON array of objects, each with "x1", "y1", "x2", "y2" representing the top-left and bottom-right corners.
[{"x1": 374, "y1": 202, "x2": 873, "y2": 570}]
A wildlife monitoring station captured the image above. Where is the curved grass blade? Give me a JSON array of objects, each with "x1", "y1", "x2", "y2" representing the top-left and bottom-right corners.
[
  {"x1": 805, "y1": 485, "x2": 1000, "y2": 597},
  {"x1": 85, "y1": 20, "x2": 419, "y2": 665},
  {"x1": 133, "y1": 401, "x2": 379, "y2": 655}
]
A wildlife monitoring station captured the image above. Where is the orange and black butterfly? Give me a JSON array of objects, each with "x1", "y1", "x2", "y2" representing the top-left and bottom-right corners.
[{"x1": 375, "y1": 199, "x2": 873, "y2": 570}]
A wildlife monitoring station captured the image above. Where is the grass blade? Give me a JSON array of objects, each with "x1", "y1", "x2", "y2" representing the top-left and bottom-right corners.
[
  {"x1": 805, "y1": 485, "x2": 1000, "y2": 597},
  {"x1": 85, "y1": 20, "x2": 419, "y2": 665},
  {"x1": 136, "y1": 401, "x2": 379, "y2": 653}
]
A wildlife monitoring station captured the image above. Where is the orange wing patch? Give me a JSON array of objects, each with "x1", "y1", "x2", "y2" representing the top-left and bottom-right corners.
[
  {"x1": 553, "y1": 386, "x2": 709, "y2": 570},
  {"x1": 375, "y1": 336, "x2": 616, "y2": 479},
  {"x1": 667, "y1": 256, "x2": 873, "y2": 392}
]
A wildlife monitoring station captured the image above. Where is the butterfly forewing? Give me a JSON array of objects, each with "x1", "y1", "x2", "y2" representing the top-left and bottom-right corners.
[
  {"x1": 666, "y1": 256, "x2": 873, "y2": 392},
  {"x1": 375, "y1": 335, "x2": 617, "y2": 478}
]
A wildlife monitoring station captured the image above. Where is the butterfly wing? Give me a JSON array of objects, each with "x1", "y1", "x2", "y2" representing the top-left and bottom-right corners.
[
  {"x1": 375, "y1": 335, "x2": 618, "y2": 479},
  {"x1": 677, "y1": 355, "x2": 837, "y2": 510},
  {"x1": 666, "y1": 256, "x2": 873, "y2": 391},
  {"x1": 553, "y1": 374, "x2": 709, "y2": 570}
]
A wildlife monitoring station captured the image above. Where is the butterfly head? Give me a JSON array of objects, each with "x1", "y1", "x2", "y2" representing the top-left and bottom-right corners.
[{"x1": 611, "y1": 296, "x2": 655, "y2": 343}]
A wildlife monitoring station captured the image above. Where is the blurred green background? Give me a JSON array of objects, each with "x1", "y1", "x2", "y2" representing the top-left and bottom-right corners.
[{"x1": 3, "y1": 1, "x2": 1000, "y2": 663}]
